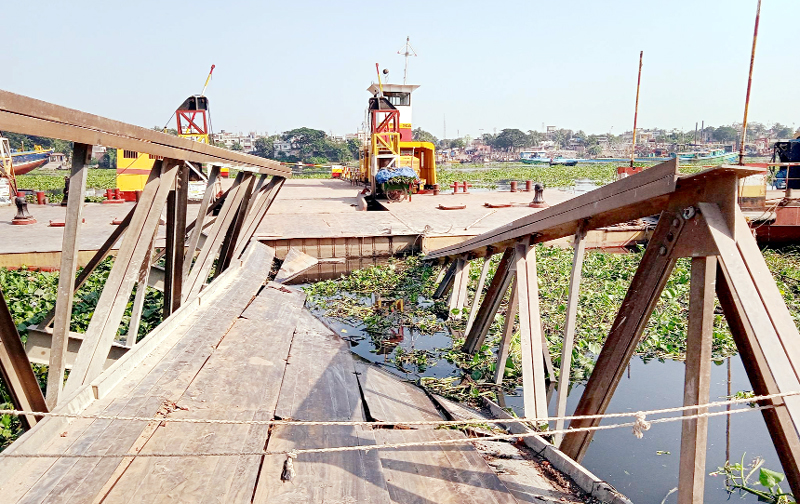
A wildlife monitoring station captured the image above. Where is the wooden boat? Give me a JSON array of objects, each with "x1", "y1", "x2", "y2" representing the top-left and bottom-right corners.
[{"x1": 670, "y1": 148, "x2": 737, "y2": 164}]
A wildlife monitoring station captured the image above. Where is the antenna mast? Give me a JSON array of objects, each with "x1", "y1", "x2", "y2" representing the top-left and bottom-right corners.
[{"x1": 397, "y1": 36, "x2": 417, "y2": 84}]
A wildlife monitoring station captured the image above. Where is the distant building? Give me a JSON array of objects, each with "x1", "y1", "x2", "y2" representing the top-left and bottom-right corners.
[{"x1": 211, "y1": 130, "x2": 262, "y2": 153}]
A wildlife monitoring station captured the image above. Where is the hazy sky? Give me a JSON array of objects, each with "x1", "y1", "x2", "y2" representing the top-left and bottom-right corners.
[{"x1": 6, "y1": 0, "x2": 798, "y2": 139}]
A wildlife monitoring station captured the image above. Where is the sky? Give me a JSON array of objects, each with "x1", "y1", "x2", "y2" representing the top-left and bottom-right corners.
[{"x1": 6, "y1": 0, "x2": 799, "y2": 139}]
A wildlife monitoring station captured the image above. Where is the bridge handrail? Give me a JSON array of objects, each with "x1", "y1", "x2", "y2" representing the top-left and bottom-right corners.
[{"x1": 0, "y1": 89, "x2": 290, "y2": 176}]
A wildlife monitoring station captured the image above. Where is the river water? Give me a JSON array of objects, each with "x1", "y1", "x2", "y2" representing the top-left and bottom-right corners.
[{"x1": 311, "y1": 307, "x2": 784, "y2": 503}]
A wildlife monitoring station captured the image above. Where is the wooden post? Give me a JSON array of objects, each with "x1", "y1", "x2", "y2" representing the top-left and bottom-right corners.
[
  {"x1": 462, "y1": 247, "x2": 515, "y2": 354},
  {"x1": 716, "y1": 268, "x2": 800, "y2": 498},
  {"x1": 702, "y1": 203, "x2": 800, "y2": 496},
  {"x1": 46, "y1": 142, "x2": 90, "y2": 408},
  {"x1": 677, "y1": 256, "x2": 716, "y2": 504},
  {"x1": 164, "y1": 172, "x2": 177, "y2": 317},
  {"x1": 448, "y1": 256, "x2": 470, "y2": 319},
  {"x1": 126, "y1": 230, "x2": 157, "y2": 347},
  {"x1": 494, "y1": 277, "x2": 518, "y2": 385},
  {"x1": 554, "y1": 223, "x2": 587, "y2": 446},
  {"x1": 433, "y1": 260, "x2": 458, "y2": 300},
  {"x1": 232, "y1": 176, "x2": 286, "y2": 259},
  {"x1": 217, "y1": 173, "x2": 257, "y2": 274},
  {"x1": 465, "y1": 253, "x2": 492, "y2": 334},
  {"x1": 561, "y1": 212, "x2": 683, "y2": 461},
  {"x1": 183, "y1": 165, "x2": 220, "y2": 281},
  {"x1": 0, "y1": 288, "x2": 47, "y2": 427},
  {"x1": 164, "y1": 162, "x2": 189, "y2": 316},
  {"x1": 184, "y1": 172, "x2": 252, "y2": 299},
  {"x1": 514, "y1": 238, "x2": 548, "y2": 420},
  {"x1": 63, "y1": 160, "x2": 179, "y2": 395}
]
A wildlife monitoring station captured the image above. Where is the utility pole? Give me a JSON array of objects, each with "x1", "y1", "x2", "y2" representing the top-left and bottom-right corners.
[
  {"x1": 739, "y1": 0, "x2": 761, "y2": 165},
  {"x1": 630, "y1": 51, "x2": 643, "y2": 168},
  {"x1": 397, "y1": 36, "x2": 417, "y2": 85}
]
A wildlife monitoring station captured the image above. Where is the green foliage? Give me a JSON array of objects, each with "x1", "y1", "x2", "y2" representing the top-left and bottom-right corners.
[
  {"x1": 413, "y1": 127, "x2": 438, "y2": 145},
  {"x1": 449, "y1": 138, "x2": 466, "y2": 149},
  {"x1": 275, "y1": 127, "x2": 352, "y2": 164},
  {"x1": 254, "y1": 136, "x2": 279, "y2": 158},
  {"x1": 493, "y1": 129, "x2": 527, "y2": 151},
  {"x1": 0, "y1": 259, "x2": 164, "y2": 449},
  {"x1": 437, "y1": 162, "x2": 619, "y2": 190},
  {"x1": 303, "y1": 242, "x2": 800, "y2": 405},
  {"x1": 711, "y1": 454, "x2": 795, "y2": 503},
  {"x1": 98, "y1": 148, "x2": 117, "y2": 169},
  {"x1": 16, "y1": 169, "x2": 116, "y2": 191},
  {"x1": 712, "y1": 126, "x2": 739, "y2": 143}
]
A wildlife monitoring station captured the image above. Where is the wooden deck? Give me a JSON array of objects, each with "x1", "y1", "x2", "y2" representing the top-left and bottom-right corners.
[{"x1": 0, "y1": 243, "x2": 588, "y2": 504}]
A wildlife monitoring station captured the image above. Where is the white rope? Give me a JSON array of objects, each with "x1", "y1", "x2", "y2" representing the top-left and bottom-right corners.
[
  {"x1": 2, "y1": 390, "x2": 794, "y2": 428},
  {"x1": 632, "y1": 411, "x2": 651, "y2": 439},
  {"x1": 0, "y1": 404, "x2": 774, "y2": 459}
]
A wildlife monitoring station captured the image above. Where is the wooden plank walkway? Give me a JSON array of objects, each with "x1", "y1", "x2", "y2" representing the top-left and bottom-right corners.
[{"x1": 0, "y1": 255, "x2": 589, "y2": 503}]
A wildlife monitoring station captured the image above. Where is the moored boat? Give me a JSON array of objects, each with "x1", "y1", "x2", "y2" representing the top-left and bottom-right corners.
[
  {"x1": 0, "y1": 144, "x2": 53, "y2": 176},
  {"x1": 519, "y1": 150, "x2": 550, "y2": 164},
  {"x1": 669, "y1": 148, "x2": 737, "y2": 164},
  {"x1": 520, "y1": 150, "x2": 580, "y2": 166}
]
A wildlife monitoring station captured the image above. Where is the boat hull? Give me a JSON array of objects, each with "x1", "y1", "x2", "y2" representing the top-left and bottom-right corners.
[
  {"x1": 673, "y1": 152, "x2": 738, "y2": 164},
  {"x1": 3, "y1": 150, "x2": 53, "y2": 175}
]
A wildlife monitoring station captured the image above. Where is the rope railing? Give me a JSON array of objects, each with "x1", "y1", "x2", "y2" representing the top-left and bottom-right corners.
[
  {"x1": 0, "y1": 404, "x2": 776, "y2": 459},
  {"x1": 1, "y1": 390, "x2": 793, "y2": 428}
]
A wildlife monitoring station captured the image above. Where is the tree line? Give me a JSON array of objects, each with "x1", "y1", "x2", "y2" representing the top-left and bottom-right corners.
[
  {"x1": 414, "y1": 121, "x2": 799, "y2": 154},
  {"x1": 218, "y1": 127, "x2": 360, "y2": 165}
]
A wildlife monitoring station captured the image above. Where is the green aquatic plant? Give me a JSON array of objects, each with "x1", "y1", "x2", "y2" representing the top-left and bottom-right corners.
[
  {"x1": 303, "y1": 243, "x2": 797, "y2": 406},
  {"x1": 711, "y1": 454, "x2": 796, "y2": 503}
]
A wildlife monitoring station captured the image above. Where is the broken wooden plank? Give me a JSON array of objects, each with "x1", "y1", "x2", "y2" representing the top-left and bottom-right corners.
[
  {"x1": 354, "y1": 361, "x2": 443, "y2": 424},
  {"x1": 97, "y1": 287, "x2": 306, "y2": 503},
  {"x1": 253, "y1": 312, "x2": 392, "y2": 504},
  {"x1": 6, "y1": 244, "x2": 278, "y2": 503},
  {"x1": 274, "y1": 247, "x2": 319, "y2": 284},
  {"x1": 373, "y1": 428, "x2": 518, "y2": 504}
]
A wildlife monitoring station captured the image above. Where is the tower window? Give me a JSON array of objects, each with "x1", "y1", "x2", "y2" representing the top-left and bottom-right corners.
[{"x1": 386, "y1": 93, "x2": 411, "y2": 106}]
